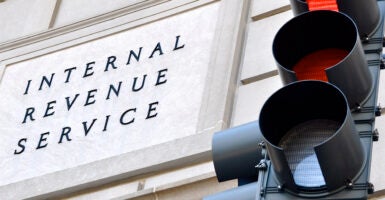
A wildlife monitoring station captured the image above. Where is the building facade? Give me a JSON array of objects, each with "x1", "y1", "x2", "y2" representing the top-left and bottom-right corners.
[{"x1": 0, "y1": 0, "x2": 385, "y2": 199}]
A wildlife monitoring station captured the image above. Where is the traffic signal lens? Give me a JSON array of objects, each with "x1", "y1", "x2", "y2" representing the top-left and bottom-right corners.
[
  {"x1": 290, "y1": 0, "x2": 380, "y2": 37},
  {"x1": 292, "y1": 48, "x2": 349, "y2": 82},
  {"x1": 307, "y1": 0, "x2": 338, "y2": 11},
  {"x1": 273, "y1": 10, "x2": 372, "y2": 109},
  {"x1": 280, "y1": 119, "x2": 339, "y2": 188}
]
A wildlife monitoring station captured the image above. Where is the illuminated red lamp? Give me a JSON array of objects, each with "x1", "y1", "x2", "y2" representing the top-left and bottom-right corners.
[
  {"x1": 292, "y1": 48, "x2": 348, "y2": 82},
  {"x1": 272, "y1": 10, "x2": 372, "y2": 109},
  {"x1": 289, "y1": 0, "x2": 380, "y2": 38},
  {"x1": 307, "y1": 0, "x2": 338, "y2": 11}
]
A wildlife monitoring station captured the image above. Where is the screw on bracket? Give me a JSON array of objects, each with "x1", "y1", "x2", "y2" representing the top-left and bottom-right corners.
[
  {"x1": 277, "y1": 185, "x2": 283, "y2": 192},
  {"x1": 368, "y1": 182, "x2": 374, "y2": 194},
  {"x1": 346, "y1": 180, "x2": 353, "y2": 189},
  {"x1": 362, "y1": 36, "x2": 370, "y2": 43},
  {"x1": 258, "y1": 141, "x2": 265, "y2": 148},
  {"x1": 260, "y1": 188, "x2": 265, "y2": 196},
  {"x1": 376, "y1": 105, "x2": 382, "y2": 116},
  {"x1": 256, "y1": 159, "x2": 267, "y2": 170},
  {"x1": 354, "y1": 104, "x2": 362, "y2": 112},
  {"x1": 373, "y1": 129, "x2": 379, "y2": 142},
  {"x1": 381, "y1": 59, "x2": 385, "y2": 70},
  {"x1": 383, "y1": 36, "x2": 385, "y2": 47}
]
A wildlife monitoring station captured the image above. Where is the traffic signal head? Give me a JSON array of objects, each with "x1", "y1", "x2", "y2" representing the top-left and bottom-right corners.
[
  {"x1": 259, "y1": 81, "x2": 365, "y2": 196},
  {"x1": 289, "y1": 0, "x2": 380, "y2": 38},
  {"x1": 273, "y1": 10, "x2": 373, "y2": 109},
  {"x1": 206, "y1": 1, "x2": 384, "y2": 199}
]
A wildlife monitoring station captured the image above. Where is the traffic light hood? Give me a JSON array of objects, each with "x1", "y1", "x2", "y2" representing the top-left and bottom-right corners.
[
  {"x1": 289, "y1": 0, "x2": 380, "y2": 38},
  {"x1": 273, "y1": 10, "x2": 373, "y2": 110},
  {"x1": 259, "y1": 81, "x2": 365, "y2": 195}
]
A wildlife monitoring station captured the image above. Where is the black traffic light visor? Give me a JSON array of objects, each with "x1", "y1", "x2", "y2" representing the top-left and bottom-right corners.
[
  {"x1": 259, "y1": 81, "x2": 365, "y2": 195},
  {"x1": 273, "y1": 10, "x2": 373, "y2": 110},
  {"x1": 289, "y1": 0, "x2": 380, "y2": 38}
]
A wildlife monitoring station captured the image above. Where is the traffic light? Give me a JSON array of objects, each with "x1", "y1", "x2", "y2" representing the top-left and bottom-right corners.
[
  {"x1": 258, "y1": 1, "x2": 385, "y2": 200},
  {"x1": 205, "y1": 0, "x2": 385, "y2": 199}
]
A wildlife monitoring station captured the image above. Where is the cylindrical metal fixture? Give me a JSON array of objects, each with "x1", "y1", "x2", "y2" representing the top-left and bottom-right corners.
[
  {"x1": 273, "y1": 10, "x2": 372, "y2": 109},
  {"x1": 259, "y1": 81, "x2": 365, "y2": 196},
  {"x1": 212, "y1": 121, "x2": 264, "y2": 182}
]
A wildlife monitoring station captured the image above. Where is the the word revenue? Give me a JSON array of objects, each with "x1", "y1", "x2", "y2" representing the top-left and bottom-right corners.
[{"x1": 13, "y1": 35, "x2": 185, "y2": 155}]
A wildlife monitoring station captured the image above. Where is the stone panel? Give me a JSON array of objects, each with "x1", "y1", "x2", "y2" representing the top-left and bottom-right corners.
[
  {"x1": 370, "y1": 70, "x2": 385, "y2": 192},
  {"x1": 232, "y1": 76, "x2": 282, "y2": 126},
  {"x1": 0, "y1": 3, "x2": 221, "y2": 199},
  {"x1": 53, "y1": 0, "x2": 155, "y2": 27},
  {"x1": 240, "y1": 11, "x2": 292, "y2": 83},
  {"x1": 251, "y1": 0, "x2": 289, "y2": 18},
  {"x1": 0, "y1": 0, "x2": 57, "y2": 43}
]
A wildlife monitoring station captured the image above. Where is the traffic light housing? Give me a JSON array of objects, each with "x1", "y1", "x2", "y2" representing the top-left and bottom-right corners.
[
  {"x1": 206, "y1": 1, "x2": 385, "y2": 199},
  {"x1": 258, "y1": 1, "x2": 385, "y2": 199}
]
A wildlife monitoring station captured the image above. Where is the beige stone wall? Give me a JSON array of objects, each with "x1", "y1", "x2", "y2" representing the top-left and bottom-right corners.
[
  {"x1": 0, "y1": 0, "x2": 247, "y2": 199},
  {"x1": 0, "y1": 0, "x2": 57, "y2": 43},
  {"x1": 52, "y1": 162, "x2": 236, "y2": 200},
  {"x1": 130, "y1": 178, "x2": 236, "y2": 200}
]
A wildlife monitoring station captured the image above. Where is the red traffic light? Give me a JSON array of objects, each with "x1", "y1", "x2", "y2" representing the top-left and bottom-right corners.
[
  {"x1": 307, "y1": 0, "x2": 338, "y2": 11},
  {"x1": 273, "y1": 10, "x2": 373, "y2": 109},
  {"x1": 289, "y1": 0, "x2": 380, "y2": 37},
  {"x1": 292, "y1": 48, "x2": 348, "y2": 82}
]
